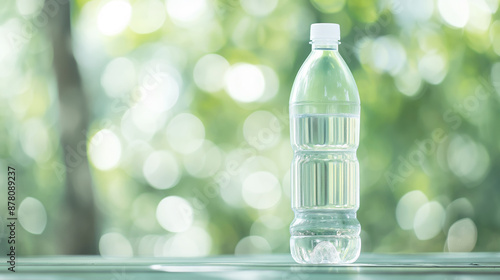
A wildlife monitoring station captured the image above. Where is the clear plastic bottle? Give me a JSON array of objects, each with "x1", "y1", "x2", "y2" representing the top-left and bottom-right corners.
[{"x1": 289, "y1": 23, "x2": 361, "y2": 264}]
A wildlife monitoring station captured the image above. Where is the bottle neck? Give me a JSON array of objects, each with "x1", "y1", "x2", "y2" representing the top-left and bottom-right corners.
[{"x1": 311, "y1": 39, "x2": 339, "y2": 51}]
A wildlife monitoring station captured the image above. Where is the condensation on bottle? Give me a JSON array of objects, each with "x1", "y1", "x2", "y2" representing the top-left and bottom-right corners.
[{"x1": 289, "y1": 23, "x2": 361, "y2": 264}]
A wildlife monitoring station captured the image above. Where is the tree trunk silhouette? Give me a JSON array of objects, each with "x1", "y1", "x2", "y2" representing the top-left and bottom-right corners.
[{"x1": 48, "y1": 0, "x2": 97, "y2": 254}]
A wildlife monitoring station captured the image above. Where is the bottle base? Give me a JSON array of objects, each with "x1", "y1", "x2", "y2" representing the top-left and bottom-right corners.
[{"x1": 291, "y1": 235, "x2": 360, "y2": 264}]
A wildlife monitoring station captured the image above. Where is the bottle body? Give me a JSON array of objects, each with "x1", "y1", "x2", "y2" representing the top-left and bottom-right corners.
[{"x1": 289, "y1": 40, "x2": 361, "y2": 264}]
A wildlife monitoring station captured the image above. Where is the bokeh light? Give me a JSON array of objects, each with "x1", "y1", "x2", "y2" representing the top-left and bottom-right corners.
[
  {"x1": 240, "y1": 0, "x2": 278, "y2": 17},
  {"x1": 129, "y1": 0, "x2": 166, "y2": 34},
  {"x1": 238, "y1": 156, "x2": 279, "y2": 183},
  {"x1": 18, "y1": 197, "x2": 47, "y2": 235},
  {"x1": 219, "y1": 149, "x2": 250, "y2": 207},
  {"x1": 466, "y1": 0, "x2": 492, "y2": 32},
  {"x1": 166, "y1": 113, "x2": 205, "y2": 154},
  {"x1": 242, "y1": 171, "x2": 281, "y2": 210},
  {"x1": 0, "y1": 20, "x2": 20, "y2": 79},
  {"x1": 258, "y1": 66, "x2": 280, "y2": 102},
  {"x1": 137, "y1": 235, "x2": 159, "y2": 256},
  {"x1": 162, "y1": 226, "x2": 212, "y2": 257},
  {"x1": 446, "y1": 218, "x2": 477, "y2": 252},
  {"x1": 395, "y1": 64, "x2": 422, "y2": 97},
  {"x1": 165, "y1": 0, "x2": 209, "y2": 27},
  {"x1": 447, "y1": 135, "x2": 490, "y2": 185},
  {"x1": 138, "y1": 74, "x2": 179, "y2": 113},
  {"x1": 183, "y1": 140, "x2": 223, "y2": 178},
  {"x1": 156, "y1": 196, "x2": 194, "y2": 233},
  {"x1": 88, "y1": 129, "x2": 122, "y2": 171},
  {"x1": 396, "y1": 190, "x2": 428, "y2": 231},
  {"x1": 243, "y1": 111, "x2": 281, "y2": 151},
  {"x1": 120, "y1": 140, "x2": 154, "y2": 177},
  {"x1": 143, "y1": 150, "x2": 180, "y2": 190},
  {"x1": 418, "y1": 53, "x2": 447, "y2": 85},
  {"x1": 121, "y1": 109, "x2": 156, "y2": 141},
  {"x1": 438, "y1": 0, "x2": 469, "y2": 28},
  {"x1": 193, "y1": 54, "x2": 230, "y2": 93},
  {"x1": 224, "y1": 63, "x2": 265, "y2": 103},
  {"x1": 413, "y1": 201, "x2": 445, "y2": 240},
  {"x1": 370, "y1": 36, "x2": 406, "y2": 75},
  {"x1": 97, "y1": 0, "x2": 132, "y2": 36},
  {"x1": 20, "y1": 119, "x2": 52, "y2": 162},
  {"x1": 445, "y1": 198, "x2": 474, "y2": 231},
  {"x1": 393, "y1": 0, "x2": 433, "y2": 25},
  {"x1": 101, "y1": 57, "x2": 136, "y2": 98},
  {"x1": 234, "y1": 236, "x2": 272, "y2": 255},
  {"x1": 99, "y1": 232, "x2": 133, "y2": 257}
]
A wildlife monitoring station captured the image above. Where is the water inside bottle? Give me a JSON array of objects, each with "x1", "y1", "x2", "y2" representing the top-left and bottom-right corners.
[
  {"x1": 292, "y1": 113, "x2": 359, "y2": 150},
  {"x1": 290, "y1": 113, "x2": 361, "y2": 264}
]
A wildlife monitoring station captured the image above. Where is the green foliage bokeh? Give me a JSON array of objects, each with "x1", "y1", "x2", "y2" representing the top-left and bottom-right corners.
[{"x1": 1, "y1": 0, "x2": 499, "y2": 256}]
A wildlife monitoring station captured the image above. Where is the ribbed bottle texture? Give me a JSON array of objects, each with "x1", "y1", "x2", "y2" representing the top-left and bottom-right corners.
[{"x1": 289, "y1": 23, "x2": 361, "y2": 264}]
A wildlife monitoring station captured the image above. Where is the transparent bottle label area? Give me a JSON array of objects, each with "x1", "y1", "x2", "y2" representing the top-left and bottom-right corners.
[{"x1": 290, "y1": 113, "x2": 361, "y2": 264}]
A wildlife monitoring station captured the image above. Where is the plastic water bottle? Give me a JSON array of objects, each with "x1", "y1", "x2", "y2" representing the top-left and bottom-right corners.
[{"x1": 289, "y1": 23, "x2": 361, "y2": 264}]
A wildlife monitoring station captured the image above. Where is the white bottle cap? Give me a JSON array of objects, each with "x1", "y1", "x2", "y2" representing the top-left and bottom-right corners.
[{"x1": 310, "y1": 23, "x2": 340, "y2": 41}]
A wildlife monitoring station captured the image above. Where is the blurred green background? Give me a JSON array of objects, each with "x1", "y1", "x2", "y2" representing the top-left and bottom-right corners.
[{"x1": 1, "y1": 0, "x2": 499, "y2": 257}]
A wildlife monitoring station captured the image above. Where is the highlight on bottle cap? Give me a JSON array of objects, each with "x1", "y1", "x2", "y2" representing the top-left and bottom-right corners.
[{"x1": 310, "y1": 23, "x2": 340, "y2": 41}]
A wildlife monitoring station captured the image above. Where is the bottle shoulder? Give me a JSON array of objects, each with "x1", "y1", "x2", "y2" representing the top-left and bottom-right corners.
[{"x1": 290, "y1": 51, "x2": 360, "y2": 105}]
